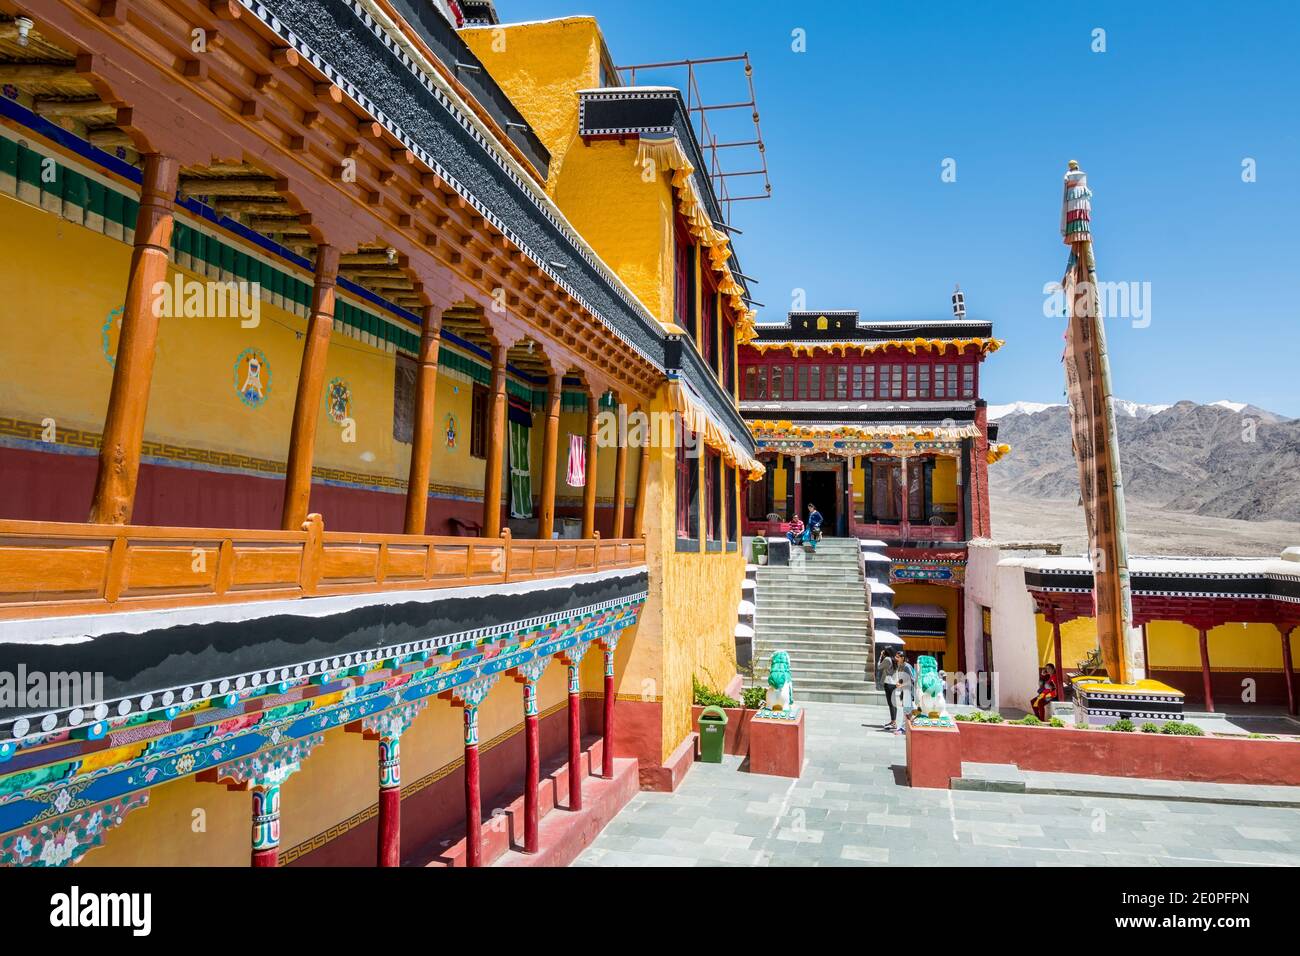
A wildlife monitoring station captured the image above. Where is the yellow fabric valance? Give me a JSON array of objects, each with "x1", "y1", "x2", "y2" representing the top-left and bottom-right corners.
[
  {"x1": 749, "y1": 337, "x2": 1005, "y2": 358},
  {"x1": 987, "y1": 443, "x2": 1012, "y2": 464},
  {"x1": 749, "y1": 421, "x2": 981, "y2": 443},
  {"x1": 665, "y1": 380, "x2": 765, "y2": 479},
  {"x1": 635, "y1": 136, "x2": 758, "y2": 346}
]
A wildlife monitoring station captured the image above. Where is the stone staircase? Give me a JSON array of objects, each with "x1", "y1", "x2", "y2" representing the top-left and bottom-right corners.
[{"x1": 752, "y1": 538, "x2": 885, "y2": 705}]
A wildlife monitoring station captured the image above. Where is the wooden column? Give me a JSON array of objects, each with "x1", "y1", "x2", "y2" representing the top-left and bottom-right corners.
[
  {"x1": 376, "y1": 735, "x2": 402, "y2": 867},
  {"x1": 792, "y1": 453, "x2": 803, "y2": 518},
  {"x1": 481, "y1": 342, "x2": 508, "y2": 538},
  {"x1": 602, "y1": 645, "x2": 616, "y2": 778},
  {"x1": 463, "y1": 704, "x2": 483, "y2": 866},
  {"x1": 567, "y1": 662, "x2": 583, "y2": 811},
  {"x1": 88, "y1": 153, "x2": 180, "y2": 524},
  {"x1": 281, "y1": 243, "x2": 340, "y2": 530},
  {"x1": 1197, "y1": 626, "x2": 1215, "y2": 713},
  {"x1": 612, "y1": 411, "x2": 628, "y2": 539},
  {"x1": 537, "y1": 373, "x2": 562, "y2": 540},
  {"x1": 846, "y1": 456, "x2": 857, "y2": 538},
  {"x1": 631, "y1": 419, "x2": 651, "y2": 537},
  {"x1": 581, "y1": 393, "x2": 600, "y2": 539},
  {"x1": 523, "y1": 680, "x2": 541, "y2": 853},
  {"x1": 1051, "y1": 615, "x2": 1064, "y2": 690},
  {"x1": 403, "y1": 305, "x2": 443, "y2": 534},
  {"x1": 1280, "y1": 625, "x2": 1296, "y2": 717}
]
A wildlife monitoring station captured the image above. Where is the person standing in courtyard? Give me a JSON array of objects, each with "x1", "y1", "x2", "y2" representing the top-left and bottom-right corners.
[
  {"x1": 805, "y1": 503, "x2": 823, "y2": 548},
  {"x1": 892, "y1": 651, "x2": 916, "y2": 735},
  {"x1": 877, "y1": 646, "x2": 897, "y2": 728}
]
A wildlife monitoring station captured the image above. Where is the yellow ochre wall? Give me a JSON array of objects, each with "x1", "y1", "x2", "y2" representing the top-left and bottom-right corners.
[
  {"x1": 616, "y1": 387, "x2": 745, "y2": 763},
  {"x1": 893, "y1": 582, "x2": 960, "y2": 663},
  {"x1": 0, "y1": 192, "x2": 636, "y2": 517},
  {"x1": 462, "y1": 18, "x2": 680, "y2": 329},
  {"x1": 1033, "y1": 616, "x2": 1294, "y2": 673}
]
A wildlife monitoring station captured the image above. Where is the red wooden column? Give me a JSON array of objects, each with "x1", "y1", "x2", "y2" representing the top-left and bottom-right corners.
[
  {"x1": 899, "y1": 456, "x2": 911, "y2": 539},
  {"x1": 347, "y1": 700, "x2": 427, "y2": 867},
  {"x1": 443, "y1": 676, "x2": 498, "y2": 867},
  {"x1": 1279, "y1": 624, "x2": 1297, "y2": 717},
  {"x1": 482, "y1": 342, "x2": 508, "y2": 538},
  {"x1": 198, "y1": 736, "x2": 323, "y2": 868},
  {"x1": 792, "y1": 453, "x2": 803, "y2": 518},
  {"x1": 511, "y1": 658, "x2": 551, "y2": 853},
  {"x1": 600, "y1": 636, "x2": 621, "y2": 779},
  {"x1": 88, "y1": 153, "x2": 179, "y2": 524},
  {"x1": 581, "y1": 392, "x2": 600, "y2": 538},
  {"x1": 1197, "y1": 625, "x2": 1215, "y2": 712},
  {"x1": 560, "y1": 642, "x2": 595, "y2": 810},
  {"x1": 282, "y1": 243, "x2": 341, "y2": 530},
  {"x1": 537, "y1": 372, "x2": 562, "y2": 540},
  {"x1": 404, "y1": 305, "x2": 444, "y2": 534}
]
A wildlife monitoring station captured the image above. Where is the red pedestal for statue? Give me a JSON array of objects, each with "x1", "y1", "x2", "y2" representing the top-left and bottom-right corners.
[
  {"x1": 905, "y1": 719, "x2": 962, "y2": 788},
  {"x1": 748, "y1": 709, "x2": 805, "y2": 778}
]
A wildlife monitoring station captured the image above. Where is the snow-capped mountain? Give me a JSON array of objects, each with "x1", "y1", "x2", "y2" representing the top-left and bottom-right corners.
[{"x1": 989, "y1": 400, "x2": 1299, "y2": 522}]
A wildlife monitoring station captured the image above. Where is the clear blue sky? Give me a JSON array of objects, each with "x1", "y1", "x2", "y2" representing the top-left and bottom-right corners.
[{"x1": 504, "y1": 0, "x2": 1300, "y2": 415}]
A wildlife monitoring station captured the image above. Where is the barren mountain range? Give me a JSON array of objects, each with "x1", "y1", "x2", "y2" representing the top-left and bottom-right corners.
[{"x1": 989, "y1": 400, "x2": 1300, "y2": 524}]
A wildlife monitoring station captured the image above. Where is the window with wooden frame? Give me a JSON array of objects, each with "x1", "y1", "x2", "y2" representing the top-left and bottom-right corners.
[
  {"x1": 675, "y1": 426, "x2": 700, "y2": 540},
  {"x1": 961, "y1": 363, "x2": 976, "y2": 398},
  {"x1": 470, "y1": 383, "x2": 490, "y2": 459},
  {"x1": 725, "y1": 464, "x2": 738, "y2": 541},
  {"x1": 705, "y1": 449, "x2": 721, "y2": 543},
  {"x1": 721, "y1": 314, "x2": 735, "y2": 394},
  {"x1": 674, "y1": 221, "x2": 697, "y2": 339}
]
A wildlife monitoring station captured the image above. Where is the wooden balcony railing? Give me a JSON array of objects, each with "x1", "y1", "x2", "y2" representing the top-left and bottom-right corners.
[{"x1": 0, "y1": 515, "x2": 648, "y2": 621}]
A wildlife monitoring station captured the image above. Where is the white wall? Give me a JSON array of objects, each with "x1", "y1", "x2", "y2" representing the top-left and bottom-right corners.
[{"x1": 963, "y1": 541, "x2": 1053, "y2": 711}]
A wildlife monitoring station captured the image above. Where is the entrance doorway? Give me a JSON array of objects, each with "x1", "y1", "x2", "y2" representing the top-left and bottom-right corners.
[{"x1": 802, "y1": 470, "x2": 839, "y2": 536}]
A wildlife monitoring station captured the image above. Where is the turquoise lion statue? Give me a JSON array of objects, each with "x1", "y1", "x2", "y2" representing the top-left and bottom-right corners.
[
  {"x1": 915, "y1": 654, "x2": 948, "y2": 719},
  {"x1": 766, "y1": 650, "x2": 794, "y2": 712}
]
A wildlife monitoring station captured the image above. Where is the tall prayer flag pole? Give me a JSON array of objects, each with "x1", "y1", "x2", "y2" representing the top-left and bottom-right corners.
[{"x1": 1059, "y1": 161, "x2": 1141, "y2": 685}]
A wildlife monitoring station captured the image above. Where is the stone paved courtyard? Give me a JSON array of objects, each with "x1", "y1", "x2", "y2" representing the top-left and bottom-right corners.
[{"x1": 575, "y1": 702, "x2": 1300, "y2": 867}]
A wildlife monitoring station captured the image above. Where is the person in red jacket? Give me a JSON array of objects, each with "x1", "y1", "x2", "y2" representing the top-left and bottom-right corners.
[{"x1": 1030, "y1": 663, "x2": 1059, "y2": 720}]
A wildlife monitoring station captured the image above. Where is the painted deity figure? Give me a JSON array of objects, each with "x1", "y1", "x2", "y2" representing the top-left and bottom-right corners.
[
  {"x1": 765, "y1": 650, "x2": 794, "y2": 712},
  {"x1": 915, "y1": 654, "x2": 948, "y2": 719},
  {"x1": 241, "y1": 356, "x2": 265, "y2": 403}
]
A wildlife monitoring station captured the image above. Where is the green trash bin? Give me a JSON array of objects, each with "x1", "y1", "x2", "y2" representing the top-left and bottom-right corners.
[{"x1": 698, "y1": 705, "x2": 729, "y2": 763}]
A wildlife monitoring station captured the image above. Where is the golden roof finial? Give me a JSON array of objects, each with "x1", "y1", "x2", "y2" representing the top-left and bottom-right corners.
[{"x1": 1067, "y1": 159, "x2": 1080, "y2": 170}]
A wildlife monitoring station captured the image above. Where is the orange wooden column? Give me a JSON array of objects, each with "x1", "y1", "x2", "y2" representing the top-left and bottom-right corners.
[
  {"x1": 631, "y1": 419, "x2": 650, "y2": 538},
  {"x1": 611, "y1": 401, "x2": 628, "y2": 539},
  {"x1": 281, "y1": 244, "x2": 340, "y2": 530},
  {"x1": 536, "y1": 372, "x2": 562, "y2": 540},
  {"x1": 403, "y1": 305, "x2": 443, "y2": 534},
  {"x1": 88, "y1": 153, "x2": 180, "y2": 525},
  {"x1": 481, "y1": 341, "x2": 508, "y2": 537},
  {"x1": 581, "y1": 393, "x2": 600, "y2": 538}
]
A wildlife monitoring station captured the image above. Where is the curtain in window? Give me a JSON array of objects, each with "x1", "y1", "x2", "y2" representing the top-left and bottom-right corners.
[
  {"x1": 566, "y1": 433, "x2": 586, "y2": 487},
  {"x1": 509, "y1": 420, "x2": 533, "y2": 519}
]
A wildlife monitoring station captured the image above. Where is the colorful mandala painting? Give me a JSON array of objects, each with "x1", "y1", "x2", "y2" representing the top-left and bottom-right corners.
[
  {"x1": 326, "y1": 378, "x2": 352, "y2": 424},
  {"x1": 444, "y1": 412, "x2": 458, "y2": 449},
  {"x1": 100, "y1": 306, "x2": 124, "y2": 368},
  {"x1": 233, "y1": 348, "x2": 272, "y2": 409}
]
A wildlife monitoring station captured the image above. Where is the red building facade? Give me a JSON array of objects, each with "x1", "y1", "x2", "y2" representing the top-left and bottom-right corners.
[{"x1": 739, "y1": 310, "x2": 1008, "y2": 669}]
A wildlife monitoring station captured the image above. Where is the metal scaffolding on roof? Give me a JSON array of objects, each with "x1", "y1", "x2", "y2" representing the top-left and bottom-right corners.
[{"x1": 615, "y1": 53, "x2": 771, "y2": 225}]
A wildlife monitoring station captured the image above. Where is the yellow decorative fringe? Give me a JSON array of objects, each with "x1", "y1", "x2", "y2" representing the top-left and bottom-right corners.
[
  {"x1": 749, "y1": 421, "x2": 982, "y2": 442},
  {"x1": 666, "y1": 380, "x2": 765, "y2": 479},
  {"x1": 635, "y1": 136, "x2": 758, "y2": 345},
  {"x1": 987, "y1": 443, "x2": 1012, "y2": 464},
  {"x1": 749, "y1": 337, "x2": 1005, "y2": 357}
]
